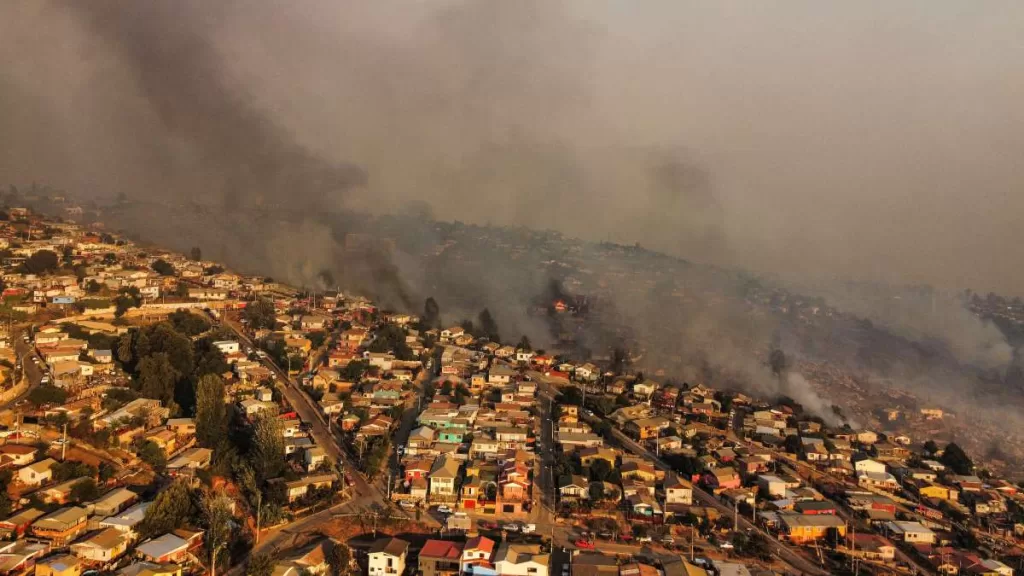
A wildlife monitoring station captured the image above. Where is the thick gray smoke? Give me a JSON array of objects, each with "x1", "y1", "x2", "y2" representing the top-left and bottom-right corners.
[{"x1": 2, "y1": 1, "x2": 1024, "y2": 427}]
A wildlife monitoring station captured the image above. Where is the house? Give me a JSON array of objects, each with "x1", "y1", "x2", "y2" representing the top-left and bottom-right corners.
[
  {"x1": 0, "y1": 541, "x2": 49, "y2": 576},
  {"x1": 419, "y1": 540, "x2": 463, "y2": 576},
  {"x1": 579, "y1": 447, "x2": 617, "y2": 469},
  {"x1": 429, "y1": 455, "x2": 461, "y2": 502},
  {"x1": 99, "y1": 501, "x2": 151, "y2": 539},
  {"x1": 461, "y1": 536, "x2": 496, "y2": 576},
  {"x1": 70, "y1": 527, "x2": 130, "y2": 563},
  {"x1": 493, "y1": 542, "x2": 548, "y2": 576},
  {"x1": 31, "y1": 506, "x2": 89, "y2": 546},
  {"x1": 702, "y1": 467, "x2": 741, "y2": 492},
  {"x1": 212, "y1": 340, "x2": 240, "y2": 355},
  {"x1": 91, "y1": 487, "x2": 139, "y2": 517},
  {"x1": 35, "y1": 554, "x2": 83, "y2": 576},
  {"x1": 277, "y1": 474, "x2": 336, "y2": 503},
  {"x1": 758, "y1": 475, "x2": 789, "y2": 499},
  {"x1": 625, "y1": 417, "x2": 670, "y2": 441},
  {"x1": 664, "y1": 473, "x2": 693, "y2": 506},
  {"x1": 166, "y1": 447, "x2": 212, "y2": 474},
  {"x1": 368, "y1": 537, "x2": 409, "y2": 576},
  {"x1": 885, "y1": 521, "x2": 936, "y2": 544},
  {"x1": 0, "y1": 444, "x2": 37, "y2": 468},
  {"x1": 304, "y1": 447, "x2": 327, "y2": 473},
  {"x1": 136, "y1": 533, "x2": 190, "y2": 564},
  {"x1": 0, "y1": 508, "x2": 44, "y2": 538},
  {"x1": 851, "y1": 534, "x2": 895, "y2": 562},
  {"x1": 274, "y1": 537, "x2": 336, "y2": 575},
  {"x1": 166, "y1": 418, "x2": 196, "y2": 437},
  {"x1": 621, "y1": 460, "x2": 657, "y2": 482},
  {"x1": 779, "y1": 513, "x2": 847, "y2": 544},
  {"x1": 559, "y1": 475, "x2": 590, "y2": 500},
  {"x1": 18, "y1": 458, "x2": 56, "y2": 487},
  {"x1": 853, "y1": 457, "x2": 886, "y2": 475}
]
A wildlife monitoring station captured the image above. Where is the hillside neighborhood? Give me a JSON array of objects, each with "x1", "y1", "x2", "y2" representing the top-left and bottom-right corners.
[{"x1": 0, "y1": 207, "x2": 1023, "y2": 576}]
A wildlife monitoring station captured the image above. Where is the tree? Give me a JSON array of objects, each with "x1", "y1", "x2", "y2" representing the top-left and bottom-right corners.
[
  {"x1": 151, "y1": 259, "x2": 175, "y2": 276},
  {"x1": 588, "y1": 482, "x2": 605, "y2": 502},
  {"x1": 560, "y1": 386, "x2": 584, "y2": 406},
  {"x1": 923, "y1": 440, "x2": 939, "y2": 455},
  {"x1": 342, "y1": 360, "x2": 367, "y2": 382},
  {"x1": 477, "y1": 308, "x2": 500, "y2": 342},
  {"x1": 190, "y1": 247, "x2": 203, "y2": 262},
  {"x1": 423, "y1": 297, "x2": 441, "y2": 330},
  {"x1": 195, "y1": 374, "x2": 227, "y2": 448},
  {"x1": 137, "y1": 440, "x2": 167, "y2": 470},
  {"x1": 140, "y1": 480, "x2": 198, "y2": 538},
  {"x1": 168, "y1": 310, "x2": 211, "y2": 337},
  {"x1": 0, "y1": 471, "x2": 11, "y2": 517},
  {"x1": 941, "y1": 442, "x2": 974, "y2": 475},
  {"x1": 589, "y1": 458, "x2": 614, "y2": 482},
  {"x1": 327, "y1": 541, "x2": 352, "y2": 576},
  {"x1": 244, "y1": 298, "x2": 277, "y2": 330},
  {"x1": 517, "y1": 335, "x2": 532, "y2": 352},
  {"x1": 138, "y1": 353, "x2": 179, "y2": 405},
  {"x1": 247, "y1": 554, "x2": 275, "y2": 576},
  {"x1": 23, "y1": 250, "x2": 59, "y2": 274},
  {"x1": 71, "y1": 478, "x2": 100, "y2": 502},
  {"x1": 28, "y1": 384, "x2": 67, "y2": 407},
  {"x1": 769, "y1": 349, "x2": 788, "y2": 378},
  {"x1": 203, "y1": 494, "x2": 235, "y2": 576},
  {"x1": 252, "y1": 411, "x2": 285, "y2": 481}
]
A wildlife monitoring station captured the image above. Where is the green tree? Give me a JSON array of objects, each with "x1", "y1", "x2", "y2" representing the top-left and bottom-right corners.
[
  {"x1": 588, "y1": 482, "x2": 605, "y2": 502},
  {"x1": 923, "y1": 440, "x2": 939, "y2": 455},
  {"x1": 477, "y1": 308, "x2": 500, "y2": 342},
  {"x1": 203, "y1": 494, "x2": 235, "y2": 576},
  {"x1": 941, "y1": 442, "x2": 975, "y2": 475},
  {"x1": 23, "y1": 250, "x2": 59, "y2": 274},
  {"x1": 423, "y1": 297, "x2": 441, "y2": 330},
  {"x1": 244, "y1": 298, "x2": 277, "y2": 330},
  {"x1": 327, "y1": 541, "x2": 352, "y2": 576},
  {"x1": 151, "y1": 259, "x2": 175, "y2": 276},
  {"x1": 246, "y1": 554, "x2": 275, "y2": 576},
  {"x1": 71, "y1": 478, "x2": 101, "y2": 502},
  {"x1": 137, "y1": 440, "x2": 167, "y2": 470},
  {"x1": 168, "y1": 310, "x2": 211, "y2": 337},
  {"x1": 195, "y1": 374, "x2": 227, "y2": 448},
  {"x1": 342, "y1": 360, "x2": 367, "y2": 382},
  {"x1": 252, "y1": 411, "x2": 285, "y2": 481},
  {"x1": 588, "y1": 458, "x2": 614, "y2": 482},
  {"x1": 140, "y1": 480, "x2": 198, "y2": 538},
  {"x1": 517, "y1": 335, "x2": 532, "y2": 351},
  {"x1": 190, "y1": 247, "x2": 202, "y2": 262},
  {"x1": 28, "y1": 384, "x2": 67, "y2": 407},
  {"x1": 138, "y1": 353, "x2": 179, "y2": 405}
]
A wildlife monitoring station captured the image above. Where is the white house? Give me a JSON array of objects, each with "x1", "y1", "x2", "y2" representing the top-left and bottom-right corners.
[
  {"x1": 494, "y1": 543, "x2": 548, "y2": 576},
  {"x1": 213, "y1": 340, "x2": 240, "y2": 355},
  {"x1": 885, "y1": 521, "x2": 936, "y2": 544},
  {"x1": 18, "y1": 458, "x2": 56, "y2": 487},
  {"x1": 368, "y1": 537, "x2": 409, "y2": 576},
  {"x1": 853, "y1": 458, "x2": 887, "y2": 475}
]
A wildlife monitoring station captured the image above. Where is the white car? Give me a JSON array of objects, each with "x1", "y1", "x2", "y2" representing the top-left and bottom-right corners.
[
  {"x1": 436, "y1": 505, "x2": 452, "y2": 514},
  {"x1": 637, "y1": 536, "x2": 652, "y2": 543}
]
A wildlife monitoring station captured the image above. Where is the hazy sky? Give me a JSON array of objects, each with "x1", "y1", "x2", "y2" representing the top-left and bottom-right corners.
[{"x1": 2, "y1": 1, "x2": 1022, "y2": 294}]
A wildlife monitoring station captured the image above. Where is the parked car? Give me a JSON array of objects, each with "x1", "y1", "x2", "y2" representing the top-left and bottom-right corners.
[
  {"x1": 637, "y1": 536, "x2": 652, "y2": 543},
  {"x1": 520, "y1": 523, "x2": 537, "y2": 534},
  {"x1": 436, "y1": 505, "x2": 452, "y2": 514},
  {"x1": 479, "y1": 521, "x2": 500, "y2": 530},
  {"x1": 574, "y1": 540, "x2": 595, "y2": 550},
  {"x1": 398, "y1": 500, "x2": 416, "y2": 509},
  {"x1": 502, "y1": 523, "x2": 520, "y2": 532}
]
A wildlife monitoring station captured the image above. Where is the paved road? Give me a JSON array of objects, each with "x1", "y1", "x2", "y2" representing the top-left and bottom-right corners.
[
  {"x1": 1, "y1": 331, "x2": 45, "y2": 409},
  {"x1": 530, "y1": 377, "x2": 829, "y2": 576},
  {"x1": 223, "y1": 317, "x2": 378, "y2": 500}
]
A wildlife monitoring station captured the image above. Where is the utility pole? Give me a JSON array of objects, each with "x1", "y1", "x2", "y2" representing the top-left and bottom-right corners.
[
  {"x1": 733, "y1": 499, "x2": 739, "y2": 532},
  {"x1": 61, "y1": 423, "x2": 67, "y2": 461},
  {"x1": 254, "y1": 490, "x2": 263, "y2": 546}
]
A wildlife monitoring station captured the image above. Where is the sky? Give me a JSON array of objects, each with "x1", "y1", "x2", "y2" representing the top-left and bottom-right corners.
[{"x1": 1, "y1": 0, "x2": 1023, "y2": 295}]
